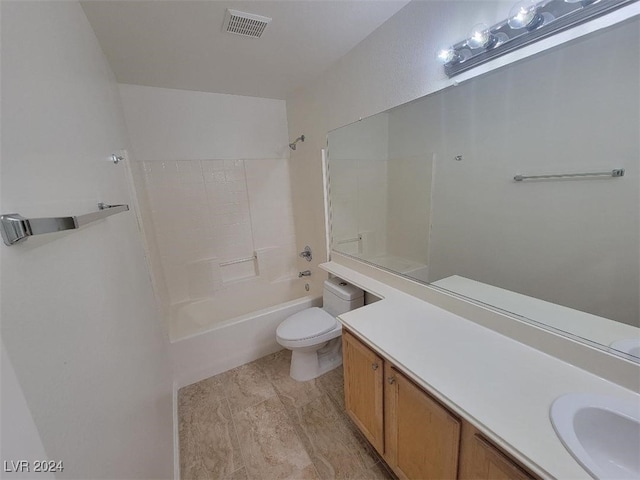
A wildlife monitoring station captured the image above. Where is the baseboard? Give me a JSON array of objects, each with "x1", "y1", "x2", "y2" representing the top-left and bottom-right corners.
[{"x1": 173, "y1": 381, "x2": 180, "y2": 480}]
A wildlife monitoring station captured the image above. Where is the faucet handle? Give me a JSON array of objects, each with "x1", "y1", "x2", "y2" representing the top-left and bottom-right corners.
[{"x1": 299, "y1": 245, "x2": 312, "y2": 262}]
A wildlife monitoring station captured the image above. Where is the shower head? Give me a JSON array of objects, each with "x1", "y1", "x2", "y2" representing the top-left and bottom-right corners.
[{"x1": 289, "y1": 135, "x2": 305, "y2": 150}]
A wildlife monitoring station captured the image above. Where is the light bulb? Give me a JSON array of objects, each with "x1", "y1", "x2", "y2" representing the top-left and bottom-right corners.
[
  {"x1": 507, "y1": 0, "x2": 540, "y2": 29},
  {"x1": 467, "y1": 23, "x2": 492, "y2": 49},
  {"x1": 436, "y1": 46, "x2": 457, "y2": 64}
]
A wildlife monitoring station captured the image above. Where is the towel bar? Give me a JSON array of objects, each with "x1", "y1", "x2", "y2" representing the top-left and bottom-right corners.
[
  {"x1": 0, "y1": 203, "x2": 129, "y2": 246},
  {"x1": 514, "y1": 169, "x2": 625, "y2": 182}
]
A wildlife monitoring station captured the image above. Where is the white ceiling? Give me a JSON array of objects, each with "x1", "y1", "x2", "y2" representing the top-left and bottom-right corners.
[{"x1": 81, "y1": 1, "x2": 410, "y2": 100}]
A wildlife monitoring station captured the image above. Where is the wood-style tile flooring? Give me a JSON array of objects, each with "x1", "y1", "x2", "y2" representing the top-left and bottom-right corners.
[{"x1": 178, "y1": 349, "x2": 396, "y2": 480}]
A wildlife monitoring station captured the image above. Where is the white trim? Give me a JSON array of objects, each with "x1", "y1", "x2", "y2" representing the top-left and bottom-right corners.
[
  {"x1": 172, "y1": 381, "x2": 180, "y2": 480},
  {"x1": 321, "y1": 148, "x2": 332, "y2": 262}
]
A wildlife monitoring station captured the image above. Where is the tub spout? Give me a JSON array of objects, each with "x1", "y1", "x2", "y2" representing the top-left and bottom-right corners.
[{"x1": 298, "y1": 270, "x2": 311, "y2": 278}]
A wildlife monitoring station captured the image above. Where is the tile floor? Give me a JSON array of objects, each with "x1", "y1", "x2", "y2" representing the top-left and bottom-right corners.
[{"x1": 178, "y1": 349, "x2": 396, "y2": 480}]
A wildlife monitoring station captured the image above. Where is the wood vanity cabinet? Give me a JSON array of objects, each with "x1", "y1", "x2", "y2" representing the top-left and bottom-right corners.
[
  {"x1": 458, "y1": 423, "x2": 536, "y2": 480},
  {"x1": 342, "y1": 329, "x2": 538, "y2": 480},
  {"x1": 343, "y1": 330, "x2": 459, "y2": 478},
  {"x1": 384, "y1": 363, "x2": 461, "y2": 479},
  {"x1": 343, "y1": 329, "x2": 385, "y2": 452}
]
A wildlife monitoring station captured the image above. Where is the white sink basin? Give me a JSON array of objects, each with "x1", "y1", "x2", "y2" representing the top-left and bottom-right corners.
[
  {"x1": 550, "y1": 393, "x2": 640, "y2": 479},
  {"x1": 610, "y1": 339, "x2": 640, "y2": 359}
]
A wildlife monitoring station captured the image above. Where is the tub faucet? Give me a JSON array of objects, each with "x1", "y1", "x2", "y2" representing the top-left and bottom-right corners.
[
  {"x1": 298, "y1": 270, "x2": 311, "y2": 278},
  {"x1": 299, "y1": 246, "x2": 312, "y2": 262}
]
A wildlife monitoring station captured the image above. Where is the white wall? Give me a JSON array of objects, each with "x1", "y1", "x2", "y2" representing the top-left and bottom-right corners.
[
  {"x1": 118, "y1": 85, "x2": 301, "y2": 339},
  {"x1": 1, "y1": 343, "x2": 53, "y2": 480},
  {"x1": 1, "y1": 2, "x2": 173, "y2": 478},
  {"x1": 118, "y1": 84, "x2": 290, "y2": 162}
]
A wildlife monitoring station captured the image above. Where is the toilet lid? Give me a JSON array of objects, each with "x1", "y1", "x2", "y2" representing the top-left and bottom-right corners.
[{"x1": 277, "y1": 307, "x2": 337, "y2": 341}]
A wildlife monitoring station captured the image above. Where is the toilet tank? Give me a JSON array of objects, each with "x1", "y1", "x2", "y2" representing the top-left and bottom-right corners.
[{"x1": 323, "y1": 277, "x2": 364, "y2": 317}]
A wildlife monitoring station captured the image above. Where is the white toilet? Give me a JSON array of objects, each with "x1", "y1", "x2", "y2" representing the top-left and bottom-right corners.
[{"x1": 276, "y1": 277, "x2": 364, "y2": 381}]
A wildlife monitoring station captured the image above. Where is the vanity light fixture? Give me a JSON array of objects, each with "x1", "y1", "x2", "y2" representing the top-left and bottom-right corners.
[
  {"x1": 507, "y1": 0, "x2": 543, "y2": 30},
  {"x1": 437, "y1": 46, "x2": 461, "y2": 64},
  {"x1": 439, "y1": 0, "x2": 636, "y2": 78}
]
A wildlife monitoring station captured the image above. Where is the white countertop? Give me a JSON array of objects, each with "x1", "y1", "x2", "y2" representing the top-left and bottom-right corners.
[{"x1": 322, "y1": 261, "x2": 640, "y2": 479}]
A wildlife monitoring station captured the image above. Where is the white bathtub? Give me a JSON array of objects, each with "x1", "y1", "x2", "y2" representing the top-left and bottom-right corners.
[{"x1": 170, "y1": 295, "x2": 322, "y2": 388}]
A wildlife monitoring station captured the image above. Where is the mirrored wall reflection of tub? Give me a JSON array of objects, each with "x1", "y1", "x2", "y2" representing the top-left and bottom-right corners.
[{"x1": 170, "y1": 293, "x2": 321, "y2": 388}]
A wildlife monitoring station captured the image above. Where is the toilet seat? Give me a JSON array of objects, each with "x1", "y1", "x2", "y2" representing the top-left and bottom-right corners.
[{"x1": 276, "y1": 307, "x2": 336, "y2": 341}]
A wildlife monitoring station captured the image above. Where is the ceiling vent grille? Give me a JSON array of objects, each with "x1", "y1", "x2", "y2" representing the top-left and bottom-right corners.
[{"x1": 223, "y1": 9, "x2": 272, "y2": 38}]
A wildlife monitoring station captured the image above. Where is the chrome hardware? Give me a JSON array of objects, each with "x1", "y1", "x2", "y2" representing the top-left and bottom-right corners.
[
  {"x1": 442, "y1": 0, "x2": 633, "y2": 78},
  {"x1": 289, "y1": 134, "x2": 305, "y2": 151},
  {"x1": 388, "y1": 376, "x2": 396, "y2": 385},
  {"x1": 372, "y1": 363, "x2": 379, "y2": 371},
  {"x1": 298, "y1": 270, "x2": 311, "y2": 278},
  {"x1": 111, "y1": 154, "x2": 125, "y2": 164},
  {"x1": 514, "y1": 168, "x2": 625, "y2": 182},
  {"x1": 305, "y1": 283, "x2": 310, "y2": 292},
  {"x1": 0, "y1": 203, "x2": 129, "y2": 246},
  {"x1": 299, "y1": 245, "x2": 312, "y2": 262}
]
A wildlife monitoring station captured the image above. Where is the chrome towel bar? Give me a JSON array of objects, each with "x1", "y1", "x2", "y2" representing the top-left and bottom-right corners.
[
  {"x1": 0, "y1": 203, "x2": 129, "y2": 246},
  {"x1": 514, "y1": 169, "x2": 625, "y2": 182}
]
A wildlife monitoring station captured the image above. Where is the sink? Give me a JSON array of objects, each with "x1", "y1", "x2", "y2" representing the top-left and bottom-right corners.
[
  {"x1": 550, "y1": 393, "x2": 640, "y2": 479},
  {"x1": 610, "y1": 339, "x2": 640, "y2": 358}
]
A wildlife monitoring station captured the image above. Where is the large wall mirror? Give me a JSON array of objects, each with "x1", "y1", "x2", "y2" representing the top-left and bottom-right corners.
[{"x1": 327, "y1": 17, "x2": 639, "y2": 361}]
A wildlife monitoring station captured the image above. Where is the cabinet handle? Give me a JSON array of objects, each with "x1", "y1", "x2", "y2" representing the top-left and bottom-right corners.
[
  {"x1": 372, "y1": 363, "x2": 379, "y2": 371},
  {"x1": 388, "y1": 376, "x2": 396, "y2": 384}
]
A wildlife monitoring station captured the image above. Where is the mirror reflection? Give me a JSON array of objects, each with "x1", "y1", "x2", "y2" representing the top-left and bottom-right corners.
[{"x1": 327, "y1": 18, "x2": 639, "y2": 359}]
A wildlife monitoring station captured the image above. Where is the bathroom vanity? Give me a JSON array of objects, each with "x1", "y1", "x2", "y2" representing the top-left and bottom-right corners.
[
  {"x1": 321, "y1": 260, "x2": 640, "y2": 479},
  {"x1": 343, "y1": 329, "x2": 536, "y2": 479}
]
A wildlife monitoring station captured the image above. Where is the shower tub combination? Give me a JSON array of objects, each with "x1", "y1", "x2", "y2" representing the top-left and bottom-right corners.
[{"x1": 169, "y1": 284, "x2": 321, "y2": 388}]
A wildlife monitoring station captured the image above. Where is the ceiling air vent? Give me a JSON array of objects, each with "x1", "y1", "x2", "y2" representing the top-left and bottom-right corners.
[{"x1": 223, "y1": 9, "x2": 272, "y2": 38}]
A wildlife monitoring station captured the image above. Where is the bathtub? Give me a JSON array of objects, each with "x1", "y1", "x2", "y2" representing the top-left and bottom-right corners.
[{"x1": 170, "y1": 295, "x2": 322, "y2": 388}]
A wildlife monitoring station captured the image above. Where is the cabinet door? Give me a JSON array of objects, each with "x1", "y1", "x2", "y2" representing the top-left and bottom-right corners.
[
  {"x1": 459, "y1": 422, "x2": 536, "y2": 480},
  {"x1": 342, "y1": 330, "x2": 385, "y2": 453},
  {"x1": 386, "y1": 367, "x2": 460, "y2": 480}
]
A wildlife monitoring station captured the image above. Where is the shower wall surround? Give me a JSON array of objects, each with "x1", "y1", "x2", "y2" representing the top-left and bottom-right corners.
[
  {"x1": 142, "y1": 158, "x2": 297, "y2": 304},
  {"x1": 118, "y1": 84, "x2": 299, "y2": 333}
]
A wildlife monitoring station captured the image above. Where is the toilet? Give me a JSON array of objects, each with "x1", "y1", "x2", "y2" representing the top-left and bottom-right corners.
[{"x1": 276, "y1": 277, "x2": 364, "y2": 381}]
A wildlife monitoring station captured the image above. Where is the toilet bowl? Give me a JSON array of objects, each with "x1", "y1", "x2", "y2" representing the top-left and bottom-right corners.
[{"x1": 276, "y1": 277, "x2": 364, "y2": 381}]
